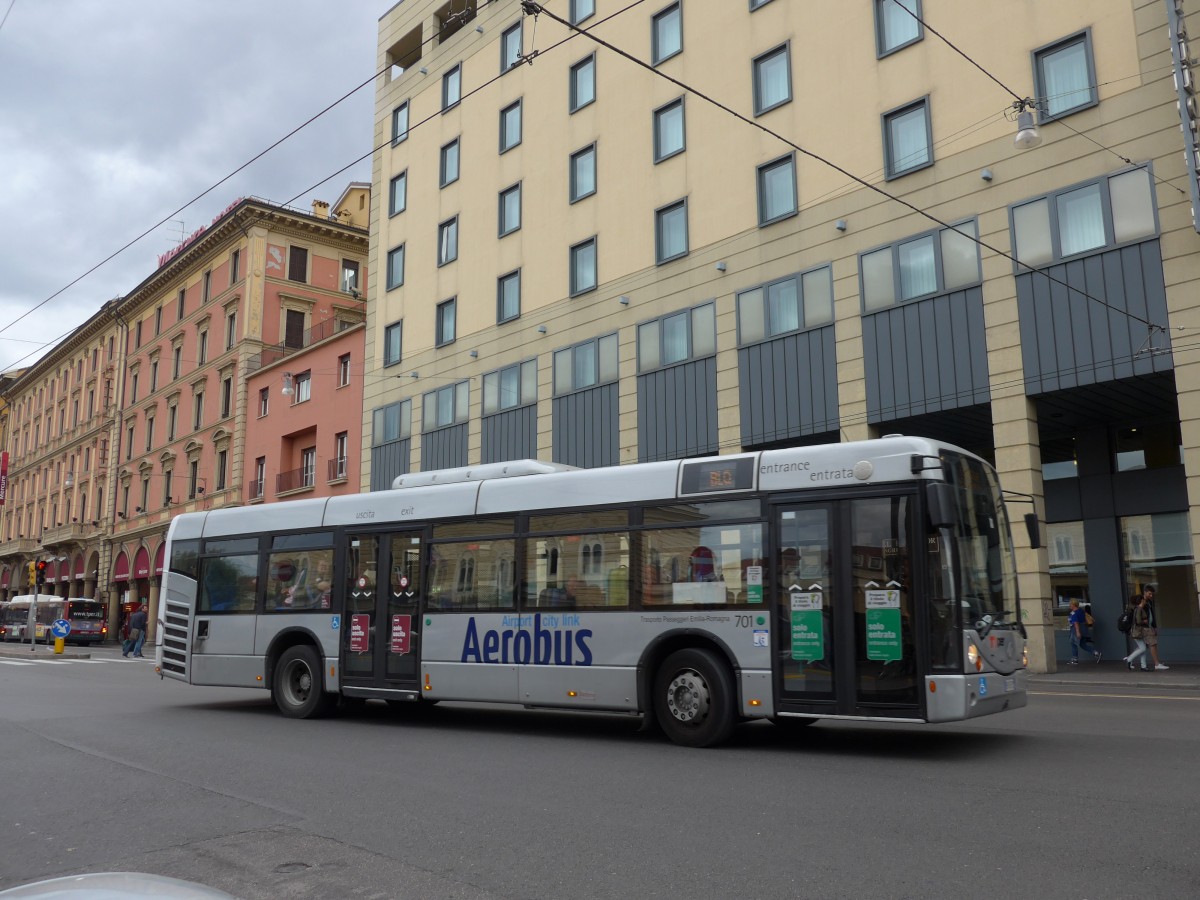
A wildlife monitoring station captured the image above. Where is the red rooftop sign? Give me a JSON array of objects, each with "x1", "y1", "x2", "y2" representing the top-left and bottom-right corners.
[{"x1": 156, "y1": 198, "x2": 245, "y2": 269}]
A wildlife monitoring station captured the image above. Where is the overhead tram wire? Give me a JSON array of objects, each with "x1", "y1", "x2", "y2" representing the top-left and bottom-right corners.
[
  {"x1": 0, "y1": 0, "x2": 652, "y2": 374},
  {"x1": 890, "y1": 1, "x2": 1187, "y2": 198},
  {"x1": 520, "y1": 2, "x2": 1162, "y2": 334},
  {"x1": 0, "y1": 8, "x2": 480, "y2": 340}
]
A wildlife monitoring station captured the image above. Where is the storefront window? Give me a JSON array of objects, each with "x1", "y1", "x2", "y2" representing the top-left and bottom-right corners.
[
  {"x1": 1047, "y1": 521, "x2": 1088, "y2": 624},
  {"x1": 1041, "y1": 436, "x2": 1078, "y2": 481},
  {"x1": 1121, "y1": 512, "x2": 1200, "y2": 628}
]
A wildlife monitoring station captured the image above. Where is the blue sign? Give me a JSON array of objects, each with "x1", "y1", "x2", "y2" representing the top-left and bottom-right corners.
[
  {"x1": 330, "y1": 615, "x2": 340, "y2": 630},
  {"x1": 50, "y1": 619, "x2": 71, "y2": 639}
]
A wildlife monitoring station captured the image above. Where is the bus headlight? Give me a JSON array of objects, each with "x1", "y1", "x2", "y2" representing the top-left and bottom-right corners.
[{"x1": 1023, "y1": 645, "x2": 1029, "y2": 667}]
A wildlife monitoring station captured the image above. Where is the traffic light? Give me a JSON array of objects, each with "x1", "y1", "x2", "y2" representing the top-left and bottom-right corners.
[
  {"x1": 35, "y1": 559, "x2": 48, "y2": 589},
  {"x1": 27, "y1": 561, "x2": 36, "y2": 588}
]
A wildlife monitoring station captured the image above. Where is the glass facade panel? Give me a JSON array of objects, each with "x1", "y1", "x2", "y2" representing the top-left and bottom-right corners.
[
  {"x1": 941, "y1": 221, "x2": 981, "y2": 290},
  {"x1": 1109, "y1": 168, "x2": 1156, "y2": 244},
  {"x1": 738, "y1": 287, "x2": 765, "y2": 343},
  {"x1": 1012, "y1": 198, "x2": 1054, "y2": 268},
  {"x1": 691, "y1": 304, "x2": 716, "y2": 357},
  {"x1": 662, "y1": 312, "x2": 688, "y2": 365},
  {"x1": 598, "y1": 334, "x2": 618, "y2": 382},
  {"x1": 767, "y1": 278, "x2": 799, "y2": 335},
  {"x1": 897, "y1": 235, "x2": 936, "y2": 300},
  {"x1": 639, "y1": 321, "x2": 660, "y2": 372},
  {"x1": 861, "y1": 246, "x2": 896, "y2": 310},
  {"x1": 1057, "y1": 183, "x2": 1105, "y2": 256},
  {"x1": 801, "y1": 267, "x2": 834, "y2": 326},
  {"x1": 1122, "y1": 512, "x2": 1200, "y2": 629}
]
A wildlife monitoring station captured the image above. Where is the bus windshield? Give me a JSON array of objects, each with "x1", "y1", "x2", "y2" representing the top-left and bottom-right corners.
[{"x1": 941, "y1": 451, "x2": 1019, "y2": 628}]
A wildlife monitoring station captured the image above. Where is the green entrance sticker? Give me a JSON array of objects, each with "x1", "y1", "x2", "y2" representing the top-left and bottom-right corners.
[
  {"x1": 865, "y1": 589, "x2": 902, "y2": 662},
  {"x1": 746, "y1": 565, "x2": 763, "y2": 604},
  {"x1": 790, "y1": 591, "x2": 824, "y2": 661}
]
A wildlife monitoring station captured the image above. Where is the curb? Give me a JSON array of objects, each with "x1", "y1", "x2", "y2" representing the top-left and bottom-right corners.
[{"x1": 1030, "y1": 676, "x2": 1200, "y2": 692}]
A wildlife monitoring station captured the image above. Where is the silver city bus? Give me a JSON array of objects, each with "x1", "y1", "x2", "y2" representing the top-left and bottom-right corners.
[{"x1": 156, "y1": 437, "x2": 1029, "y2": 747}]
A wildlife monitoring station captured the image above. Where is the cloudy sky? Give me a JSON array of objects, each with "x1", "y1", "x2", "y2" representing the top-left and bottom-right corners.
[{"x1": 0, "y1": 0, "x2": 395, "y2": 373}]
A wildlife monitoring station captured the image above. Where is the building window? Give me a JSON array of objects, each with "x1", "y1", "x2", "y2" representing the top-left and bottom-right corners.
[
  {"x1": 230, "y1": 249, "x2": 241, "y2": 284},
  {"x1": 553, "y1": 334, "x2": 618, "y2": 395},
  {"x1": 176, "y1": 289, "x2": 186, "y2": 321},
  {"x1": 1010, "y1": 167, "x2": 1157, "y2": 269},
  {"x1": 155, "y1": 306, "x2": 163, "y2": 335},
  {"x1": 294, "y1": 371, "x2": 311, "y2": 403},
  {"x1": 288, "y1": 246, "x2": 308, "y2": 283},
  {"x1": 140, "y1": 479, "x2": 150, "y2": 512},
  {"x1": 752, "y1": 44, "x2": 791, "y2": 115},
  {"x1": 197, "y1": 330, "x2": 208, "y2": 365},
  {"x1": 860, "y1": 220, "x2": 980, "y2": 310},
  {"x1": 145, "y1": 416, "x2": 155, "y2": 452},
  {"x1": 570, "y1": 144, "x2": 597, "y2": 202},
  {"x1": 483, "y1": 359, "x2": 537, "y2": 414},
  {"x1": 570, "y1": 237, "x2": 598, "y2": 295},
  {"x1": 168, "y1": 404, "x2": 178, "y2": 440},
  {"x1": 499, "y1": 183, "x2": 522, "y2": 236},
  {"x1": 570, "y1": 0, "x2": 594, "y2": 24},
  {"x1": 875, "y1": 0, "x2": 921, "y2": 57},
  {"x1": 135, "y1": 320, "x2": 143, "y2": 349},
  {"x1": 221, "y1": 376, "x2": 232, "y2": 418},
  {"x1": 373, "y1": 399, "x2": 413, "y2": 446},
  {"x1": 172, "y1": 346, "x2": 182, "y2": 380},
  {"x1": 300, "y1": 448, "x2": 314, "y2": 489},
  {"x1": 163, "y1": 469, "x2": 173, "y2": 506},
  {"x1": 438, "y1": 217, "x2": 459, "y2": 266},
  {"x1": 1034, "y1": 31, "x2": 1097, "y2": 120},
  {"x1": 443, "y1": 64, "x2": 462, "y2": 110},
  {"x1": 259, "y1": 387, "x2": 269, "y2": 417},
  {"x1": 387, "y1": 245, "x2": 406, "y2": 290},
  {"x1": 254, "y1": 457, "x2": 266, "y2": 499},
  {"x1": 652, "y1": 3, "x2": 682, "y2": 65},
  {"x1": 150, "y1": 360, "x2": 159, "y2": 392},
  {"x1": 501, "y1": 22, "x2": 522, "y2": 72},
  {"x1": 638, "y1": 302, "x2": 715, "y2": 372},
  {"x1": 655, "y1": 199, "x2": 689, "y2": 264},
  {"x1": 342, "y1": 259, "x2": 360, "y2": 294},
  {"x1": 130, "y1": 372, "x2": 139, "y2": 404},
  {"x1": 338, "y1": 353, "x2": 351, "y2": 387},
  {"x1": 436, "y1": 299, "x2": 457, "y2": 347},
  {"x1": 423, "y1": 382, "x2": 469, "y2": 431},
  {"x1": 202, "y1": 270, "x2": 212, "y2": 303},
  {"x1": 389, "y1": 171, "x2": 407, "y2": 216},
  {"x1": 653, "y1": 98, "x2": 685, "y2": 162},
  {"x1": 333, "y1": 432, "x2": 348, "y2": 479},
  {"x1": 392, "y1": 101, "x2": 409, "y2": 143},
  {"x1": 440, "y1": 138, "x2": 460, "y2": 187},
  {"x1": 738, "y1": 266, "x2": 834, "y2": 343},
  {"x1": 188, "y1": 460, "x2": 199, "y2": 499},
  {"x1": 569, "y1": 55, "x2": 596, "y2": 112},
  {"x1": 498, "y1": 270, "x2": 521, "y2": 323},
  {"x1": 225, "y1": 312, "x2": 237, "y2": 349},
  {"x1": 193, "y1": 392, "x2": 204, "y2": 430},
  {"x1": 500, "y1": 99, "x2": 522, "y2": 153},
  {"x1": 757, "y1": 153, "x2": 797, "y2": 225},
  {"x1": 217, "y1": 449, "x2": 229, "y2": 491},
  {"x1": 384, "y1": 321, "x2": 403, "y2": 367},
  {"x1": 883, "y1": 97, "x2": 932, "y2": 179}
]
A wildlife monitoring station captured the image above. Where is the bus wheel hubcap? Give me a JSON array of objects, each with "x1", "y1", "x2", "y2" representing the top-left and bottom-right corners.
[
  {"x1": 666, "y1": 669, "x2": 709, "y2": 723},
  {"x1": 290, "y1": 664, "x2": 311, "y2": 700}
]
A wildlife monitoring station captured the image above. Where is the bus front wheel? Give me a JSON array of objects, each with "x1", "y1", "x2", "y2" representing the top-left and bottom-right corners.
[
  {"x1": 654, "y1": 648, "x2": 735, "y2": 748},
  {"x1": 273, "y1": 645, "x2": 334, "y2": 719}
]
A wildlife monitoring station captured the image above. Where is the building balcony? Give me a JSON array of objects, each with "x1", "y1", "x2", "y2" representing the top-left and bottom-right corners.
[
  {"x1": 41, "y1": 522, "x2": 86, "y2": 546},
  {"x1": 0, "y1": 537, "x2": 40, "y2": 557},
  {"x1": 247, "y1": 480, "x2": 265, "y2": 503},
  {"x1": 327, "y1": 457, "x2": 348, "y2": 483},
  {"x1": 246, "y1": 317, "x2": 355, "y2": 374},
  {"x1": 276, "y1": 466, "x2": 316, "y2": 496}
]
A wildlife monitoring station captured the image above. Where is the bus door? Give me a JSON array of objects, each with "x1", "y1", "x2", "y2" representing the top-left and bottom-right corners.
[
  {"x1": 774, "y1": 492, "x2": 922, "y2": 720},
  {"x1": 340, "y1": 530, "x2": 425, "y2": 696}
]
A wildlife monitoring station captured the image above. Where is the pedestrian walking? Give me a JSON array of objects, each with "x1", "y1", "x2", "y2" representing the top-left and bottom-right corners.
[
  {"x1": 1123, "y1": 592, "x2": 1150, "y2": 671},
  {"x1": 1141, "y1": 586, "x2": 1169, "y2": 670},
  {"x1": 122, "y1": 602, "x2": 148, "y2": 658},
  {"x1": 1067, "y1": 599, "x2": 1102, "y2": 664}
]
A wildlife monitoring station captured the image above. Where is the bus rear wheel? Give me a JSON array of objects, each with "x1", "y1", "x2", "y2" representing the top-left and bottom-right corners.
[
  {"x1": 273, "y1": 645, "x2": 334, "y2": 719},
  {"x1": 654, "y1": 648, "x2": 735, "y2": 748}
]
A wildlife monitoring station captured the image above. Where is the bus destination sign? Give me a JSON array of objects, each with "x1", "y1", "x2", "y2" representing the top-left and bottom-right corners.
[{"x1": 679, "y1": 457, "x2": 756, "y2": 497}]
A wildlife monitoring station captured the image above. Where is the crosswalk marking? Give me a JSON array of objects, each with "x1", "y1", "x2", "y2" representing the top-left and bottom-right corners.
[{"x1": 0, "y1": 656, "x2": 150, "y2": 666}]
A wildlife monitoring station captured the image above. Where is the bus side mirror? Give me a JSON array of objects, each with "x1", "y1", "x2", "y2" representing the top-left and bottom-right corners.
[
  {"x1": 926, "y1": 482, "x2": 959, "y2": 529},
  {"x1": 1025, "y1": 513, "x2": 1041, "y2": 550}
]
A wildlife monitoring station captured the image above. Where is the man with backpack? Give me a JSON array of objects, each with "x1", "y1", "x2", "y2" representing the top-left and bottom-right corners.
[{"x1": 1067, "y1": 599, "x2": 1101, "y2": 664}]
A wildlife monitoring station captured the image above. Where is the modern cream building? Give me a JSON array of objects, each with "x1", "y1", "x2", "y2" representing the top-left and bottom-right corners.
[{"x1": 365, "y1": 0, "x2": 1200, "y2": 670}]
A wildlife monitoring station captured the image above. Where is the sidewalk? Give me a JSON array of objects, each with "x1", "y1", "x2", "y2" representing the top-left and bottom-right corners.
[
  {"x1": 0, "y1": 642, "x2": 93, "y2": 660},
  {"x1": 1032, "y1": 661, "x2": 1200, "y2": 691}
]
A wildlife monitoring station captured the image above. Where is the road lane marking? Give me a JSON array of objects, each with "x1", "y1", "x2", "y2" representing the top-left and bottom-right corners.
[
  {"x1": 1031, "y1": 690, "x2": 1200, "y2": 701},
  {"x1": 0, "y1": 660, "x2": 36, "y2": 666}
]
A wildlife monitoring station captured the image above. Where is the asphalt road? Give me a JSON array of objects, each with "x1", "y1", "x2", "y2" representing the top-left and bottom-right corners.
[{"x1": 0, "y1": 645, "x2": 1196, "y2": 900}]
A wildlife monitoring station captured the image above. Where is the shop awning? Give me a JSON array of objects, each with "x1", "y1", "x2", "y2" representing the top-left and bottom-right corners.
[
  {"x1": 154, "y1": 543, "x2": 165, "y2": 576},
  {"x1": 134, "y1": 547, "x2": 151, "y2": 579},
  {"x1": 73, "y1": 554, "x2": 85, "y2": 580},
  {"x1": 45, "y1": 560, "x2": 60, "y2": 584},
  {"x1": 113, "y1": 551, "x2": 130, "y2": 583}
]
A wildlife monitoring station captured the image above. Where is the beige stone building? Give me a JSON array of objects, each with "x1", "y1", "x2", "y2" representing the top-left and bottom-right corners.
[{"x1": 364, "y1": 0, "x2": 1200, "y2": 669}]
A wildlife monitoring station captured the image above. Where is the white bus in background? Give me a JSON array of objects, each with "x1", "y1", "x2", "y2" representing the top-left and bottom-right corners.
[{"x1": 156, "y1": 437, "x2": 1029, "y2": 747}]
